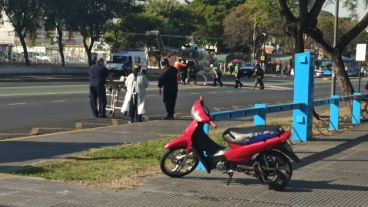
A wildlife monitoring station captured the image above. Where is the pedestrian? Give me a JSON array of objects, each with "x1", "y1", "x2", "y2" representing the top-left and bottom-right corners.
[
  {"x1": 220, "y1": 61, "x2": 226, "y2": 73},
  {"x1": 121, "y1": 65, "x2": 149, "y2": 123},
  {"x1": 234, "y1": 63, "x2": 244, "y2": 88},
  {"x1": 88, "y1": 58, "x2": 112, "y2": 118},
  {"x1": 252, "y1": 63, "x2": 265, "y2": 89},
  {"x1": 186, "y1": 60, "x2": 197, "y2": 85},
  {"x1": 211, "y1": 63, "x2": 223, "y2": 87},
  {"x1": 229, "y1": 62, "x2": 235, "y2": 74},
  {"x1": 275, "y1": 64, "x2": 281, "y2": 77},
  {"x1": 180, "y1": 60, "x2": 188, "y2": 84},
  {"x1": 158, "y1": 58, "x2": 178, "y2": 120},
  {"x1": 174, "y1": 57, "x2": 187, "y2": 81}
]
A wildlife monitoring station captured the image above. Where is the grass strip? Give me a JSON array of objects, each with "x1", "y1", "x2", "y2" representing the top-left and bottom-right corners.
[{"x1": 10, "y1": 107, "x2": 356, "y2": 189}]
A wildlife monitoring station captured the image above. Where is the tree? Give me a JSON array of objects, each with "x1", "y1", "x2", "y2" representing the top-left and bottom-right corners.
[
  {"x1": 104, "y1": 13, "x2": 164, "y2": 49},
  {"x1": 42, "y1": 1, "x2": 69, "y2": 67},
  {"x1": 144, "y1": 0, "x2": 198, "y2": 48},
  {"x1": 64, "y1": 0, "x2": 136, "y2": 66},
  {"x1": 186, "y1": 0, "x2": 245, "y2": 50},
  {"x1": 276, "y1": 0, "x2": 368, "y2": 96},
  {"x1": 1, "y1": 0, "x2": 43, "y2": 66},
  {"x1": 223, "y1": 0, "x2": 285, "y2": 56}
]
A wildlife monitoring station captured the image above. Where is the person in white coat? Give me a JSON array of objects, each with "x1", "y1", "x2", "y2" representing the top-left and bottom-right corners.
[{"x1": 121, "y1": 65, "x2": 149, "y2": 123}]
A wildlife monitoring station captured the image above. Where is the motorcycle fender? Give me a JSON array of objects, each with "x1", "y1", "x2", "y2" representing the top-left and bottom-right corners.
[
  {"x1": 277, "y1": 142, "x2": 300, "y2": 163},
  {"x1": 164, "y1": 135, "x2": 189, "y2": 151}
]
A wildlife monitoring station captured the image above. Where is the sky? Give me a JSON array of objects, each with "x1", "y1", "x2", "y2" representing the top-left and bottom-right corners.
[{"x1": 323, "y1": 1, "x2": 367, "y2": 20}]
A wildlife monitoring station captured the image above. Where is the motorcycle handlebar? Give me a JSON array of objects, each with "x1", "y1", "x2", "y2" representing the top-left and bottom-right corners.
[{"x1": 209, "y1": 120, "x2": 217, "y2": 128}]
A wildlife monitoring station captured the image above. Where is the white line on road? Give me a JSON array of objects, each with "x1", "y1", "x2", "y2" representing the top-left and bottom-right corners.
[
  {"x1": 190, "y1": 92, "x2": 200, "y2": 95},
  {"x1": 8, "y1": 103, "x2": 26, "y2": 106},
  {"x1": 146, "y1": 95, "x2": 157, "y2": 97},
  {"x1": 209, "y1": 92, "x2": 217, "y2": 94},
  {"x1": 51, "y1": 100, "x2": 67, "y2": 103},
  {"x1": 225, "y1": 91, "x2": 234, "y2": 93}
]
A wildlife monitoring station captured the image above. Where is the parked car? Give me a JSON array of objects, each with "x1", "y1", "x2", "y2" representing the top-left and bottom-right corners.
[
  {"x1": 315, "y1": 66, "x2": 332, "y2": 78},
  {"x1": 315, "y1": 69, "x2": 324, "y2": 78},
  {"x1": 346, "y1": 67, "x2": 359, "y2": 77},
  {"x1": 322, "y1": 66, "x2": 332, "y2": 76},
  {"x1": 239, "y1": 62, "x2": 256, "y2": 77}
]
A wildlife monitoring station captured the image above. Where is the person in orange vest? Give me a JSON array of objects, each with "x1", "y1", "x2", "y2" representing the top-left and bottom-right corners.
[{"x1": 174, "y1": 58, "x2": 187, "y2": 81}]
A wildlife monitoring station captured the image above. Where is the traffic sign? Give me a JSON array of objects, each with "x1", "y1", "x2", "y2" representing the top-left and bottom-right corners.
[{"x1": 356, "y1": 44, "x2": 366, "y2": 61}]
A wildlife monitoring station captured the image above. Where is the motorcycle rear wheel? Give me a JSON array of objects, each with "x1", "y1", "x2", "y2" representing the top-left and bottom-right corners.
[
  {"x1": 257, "y1": 150, "x2": 292, "y2": 191},
  {"x1": 160, "y1": 148, "x2": 199, "y2": 178}
]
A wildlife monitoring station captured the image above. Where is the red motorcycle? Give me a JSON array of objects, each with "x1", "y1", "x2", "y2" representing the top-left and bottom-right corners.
[{"x1": 160, "y1": 96, "x2": 300, "y2": 191}]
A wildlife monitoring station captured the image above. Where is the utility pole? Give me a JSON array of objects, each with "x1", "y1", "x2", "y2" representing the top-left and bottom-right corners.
[
  {"x1": 252, "y1": 22, "x2": 257, "y2": 63},
  {"x1": 331, "y1": 0, "x2": 339, "y2": 96}
]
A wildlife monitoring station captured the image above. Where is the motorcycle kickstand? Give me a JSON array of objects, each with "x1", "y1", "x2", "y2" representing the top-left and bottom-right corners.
[{"x1": 224, "y1": 171, "x2": 234, "y2": 185}]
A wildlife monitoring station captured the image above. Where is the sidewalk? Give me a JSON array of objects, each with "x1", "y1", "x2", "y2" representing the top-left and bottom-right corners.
[{"x1": 0, "y1": 119, "x2": 367, "y2": 206}]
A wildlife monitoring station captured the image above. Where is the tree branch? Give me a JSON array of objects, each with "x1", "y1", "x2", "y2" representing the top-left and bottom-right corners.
[
  {"x1": 276, "y1": 0, "x2": 297, "y2": 22},
  {"x1": 308, "y1": 0, "x2": 326, "y2": 26},
  {"x1": 299, "y1": 0, "x2": 308, "y2": 20},
  {"x1": 304, "y1": 27, "x2": 334, "y2": 54},
  {"x1": 337, "y1": 12, "x2": 368, "y2": 51}
]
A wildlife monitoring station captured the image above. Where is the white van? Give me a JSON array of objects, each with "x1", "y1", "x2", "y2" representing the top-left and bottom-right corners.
[{"x1": 106, "y1": 50, "x2": 147, "y2": 76}]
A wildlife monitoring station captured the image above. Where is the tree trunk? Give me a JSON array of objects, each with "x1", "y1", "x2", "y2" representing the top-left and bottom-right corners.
[
  {"x1": 305, "y1": 29, "x2": 355, "y2": 96},
  {"x1": 57, "y1": 26, "x2": 65, "y2": 67},
  {"x1": 294, "y1": 22, "x2": 304, "y2": 53},
  {"x1": 19, "y1": 34, "x2": 30, "y2": 66},
  {"x1": 330, "y1": 52, "x2": 354, "y2": 95},
  {"x1": 83, "y1": 36, "x2": 94, "y2": 66}
]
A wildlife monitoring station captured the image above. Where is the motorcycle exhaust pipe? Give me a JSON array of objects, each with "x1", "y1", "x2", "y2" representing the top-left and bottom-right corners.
[{"x1": 237, "y1": 165, "x2": 253, "y2": 171}]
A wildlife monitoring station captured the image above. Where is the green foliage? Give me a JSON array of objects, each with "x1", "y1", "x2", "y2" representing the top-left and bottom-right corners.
[
  {"x1": 62, "y1": 0, "x2": 138, "y2": 65},
  {"x1": 187, "y1": 0, "x2": 245, "y2": 48}
]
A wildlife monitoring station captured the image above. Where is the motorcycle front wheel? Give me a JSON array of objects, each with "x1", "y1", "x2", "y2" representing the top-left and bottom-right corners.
[
  {"x1": 160, "y1": 148, "x2": 199, "y2": 178},
  {"x1": 256, "y1": 150, "x2": 292, "y2": 191}
]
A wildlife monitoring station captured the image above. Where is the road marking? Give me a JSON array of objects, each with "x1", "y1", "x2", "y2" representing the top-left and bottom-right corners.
[
  {"x1": 213, "y1": 107, "x2": 221, "y2": 112},
  {"x1": 146, "y1": 95, "x2": 156, "y2": 97},
  {"x1": 8, "y1": 103, "x2": 26, "y2": 106},
  {"x1": 190, "y1": 92, "x2": 200, "y2": 95},
  {"x1": 266, "y1": 85, "x2": 293, "y2": 90},
  {"x1": 29, "y1": 128, "x2": 39, "y2": 135},
  {"x1": 209, "y1": 92, "x2": 217, "y2": 94},
  {"x1": 51, "y1": 100, "x2": 67, "y2": 103}
]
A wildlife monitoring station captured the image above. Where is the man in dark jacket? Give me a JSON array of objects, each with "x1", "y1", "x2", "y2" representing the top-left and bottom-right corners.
[
  {"x1": 252, "y1": 63, "x2": 265, "y2": 90},
  {"x1": 89, "y1": 58, "x2": 112, "y2": 118},
  {"x1": 158, "y1": 58, "x2": 178, "y2": 119}
]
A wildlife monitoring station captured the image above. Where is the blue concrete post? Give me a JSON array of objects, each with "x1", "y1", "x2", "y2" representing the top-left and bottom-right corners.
[
  {"x1": 352, "y1": 93, "x2": 361, "y2": 125},
  {"x1": 329, "y1": 95, "x2": 340, "y2": 131},
  {"x1": 292, "y1": 52, "x2": 314, "y2": 142},
  {"x1": 254, "y1": 104, "x2": 267, "y2": 126}
]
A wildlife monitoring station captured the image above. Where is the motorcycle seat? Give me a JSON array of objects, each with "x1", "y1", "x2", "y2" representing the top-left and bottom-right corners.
[{"x1": 222, "y1": 125, "x2": 283, "y2": 145}]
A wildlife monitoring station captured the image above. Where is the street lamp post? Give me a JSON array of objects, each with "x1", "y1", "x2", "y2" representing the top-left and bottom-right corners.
[
  {"x1": 331, "y1": 0, "x2": 339, "y2": 96},
  {"x1": 252, "y1": 22, "x2": 258, "y2": 64},
  {"x1": 262, "y1": 32, "x2": 267, "y2": 70}
]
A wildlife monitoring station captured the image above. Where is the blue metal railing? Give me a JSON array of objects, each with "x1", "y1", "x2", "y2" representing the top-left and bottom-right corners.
[
  {"x1": 208, "y1": 93, "x2": 367, "y2": 141},
  {"x1": 211, "y1": 103, "x2": 304, "y2": 121}
]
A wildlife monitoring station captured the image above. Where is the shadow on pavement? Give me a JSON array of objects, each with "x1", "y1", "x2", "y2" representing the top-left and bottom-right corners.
[
  {"x1": 295, "y1": 133, "x2": 367, "y2": 170},
  {"x1": 0, "y1": 141, "x2": 117, "y2": 172},
  {"x1": 287, "y1": 179, "x2": 368, "y2": 193}
]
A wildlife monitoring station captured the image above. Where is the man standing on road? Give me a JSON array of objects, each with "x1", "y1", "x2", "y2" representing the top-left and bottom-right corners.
[
  {"x1": 211, "y1": 63, "x2": 223, "y2": 87},
  {"x1": 234, "y1": 63, "x2": 244, "y2": 88},
  {"x1": 252, "y1": 63, "x2": 265, "y2": 90},
  {"x1": 89, "y1": 58, "x2": 112, "y2": 118},
  {"x1": 158, "y1": 58, "x2": 178, "y2": 120}
]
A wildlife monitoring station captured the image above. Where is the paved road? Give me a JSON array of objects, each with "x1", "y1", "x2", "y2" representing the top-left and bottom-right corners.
[{"x1": 0, "y1": 76, "x2": 366, "y2": 137}]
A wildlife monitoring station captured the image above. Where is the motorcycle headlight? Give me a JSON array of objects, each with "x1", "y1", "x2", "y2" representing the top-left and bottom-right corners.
[{"x1": 191, "y1": 106, "x2": 202, "y2": 122}]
